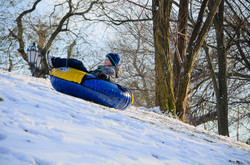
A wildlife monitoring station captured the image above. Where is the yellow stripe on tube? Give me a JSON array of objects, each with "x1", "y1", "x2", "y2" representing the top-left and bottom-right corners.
[
  {"x1": 50, "y1": 67, "x2": 86, "y2": 84},
  {"x1": 128, "y1": 88, "x2": 134, "y2": 103}
]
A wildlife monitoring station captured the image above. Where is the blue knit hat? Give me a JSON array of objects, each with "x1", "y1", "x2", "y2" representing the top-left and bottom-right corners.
[{"x1": 106, "y1": 53, "x2": 120, "y2": 66}]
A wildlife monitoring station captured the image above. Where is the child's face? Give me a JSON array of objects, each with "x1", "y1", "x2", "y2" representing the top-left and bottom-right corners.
[{"x1": 104, "y1": 57, "x2": 112, "y2": 66}]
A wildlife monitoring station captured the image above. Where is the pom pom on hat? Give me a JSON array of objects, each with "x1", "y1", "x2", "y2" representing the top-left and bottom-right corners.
[{"x1": 106, "y1": 53, "x2": 120, "y2": 66}]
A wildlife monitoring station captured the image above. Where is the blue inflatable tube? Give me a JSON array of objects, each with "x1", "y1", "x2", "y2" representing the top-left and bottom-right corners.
[{"x1": 50, "y1": 67, "x2": 133, "y2": 110}]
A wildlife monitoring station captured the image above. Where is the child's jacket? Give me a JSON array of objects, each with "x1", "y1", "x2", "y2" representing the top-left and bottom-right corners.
[{"x1": 90, "y1": 65, "x2": 122, "y2": 83}]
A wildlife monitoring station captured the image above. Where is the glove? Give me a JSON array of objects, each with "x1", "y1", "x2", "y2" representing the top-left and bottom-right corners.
[{"x1": 98, "y1": 73, "x2": 108, "y2": 80}]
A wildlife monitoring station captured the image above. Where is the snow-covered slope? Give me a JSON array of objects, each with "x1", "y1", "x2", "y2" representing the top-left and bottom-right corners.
[{"x1": 0, "y1": 70, "x2": 249, "y2": 165}]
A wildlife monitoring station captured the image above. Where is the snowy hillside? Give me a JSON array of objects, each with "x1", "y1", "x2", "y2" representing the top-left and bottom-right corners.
[{"x1": 0, "y1": 70, "x2": 249, "y2": 165}]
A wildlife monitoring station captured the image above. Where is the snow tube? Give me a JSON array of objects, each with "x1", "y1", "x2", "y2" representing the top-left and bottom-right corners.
[{"x1": 50, "y1": 67, "x2": 134, "y2": 110}]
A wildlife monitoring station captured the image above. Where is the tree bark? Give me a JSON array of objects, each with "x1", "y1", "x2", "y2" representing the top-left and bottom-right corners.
[
  {"x1": 175, "y1": 0, "x2": 189, "y2": 119},
  {"x1": 152, "y1": 0, "x2": 176, "y2": 115},
  {"x1": 213, "y1": 0, "x2": 229, "y2": 136}
]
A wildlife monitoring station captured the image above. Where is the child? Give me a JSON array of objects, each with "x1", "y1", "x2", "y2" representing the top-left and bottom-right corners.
[{"x1": 47, "y1": 52, "x2": 121, "y2": 83}]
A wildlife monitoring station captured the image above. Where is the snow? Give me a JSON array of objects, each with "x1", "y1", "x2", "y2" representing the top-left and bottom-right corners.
[{"x1": 0, "y1": 70, "x2": 249, "y2": 165}]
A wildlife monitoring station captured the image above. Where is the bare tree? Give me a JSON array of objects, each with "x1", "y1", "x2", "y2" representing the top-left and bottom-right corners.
[
  {"x1": 152, "y1": 0, "x2": 223, "y2": 121},
  {"x1": 104, "y1": 0, "x2": 248, "y2": 139},
  {"x1": 186, "y1": 0, "x2": 249, "y2": 139},
  {"x1": 109, "y1": 21, "x2": 155, "y2": 108},
  {"x1": 8, "y1": 0, "x2": 115, "y2": 77}
]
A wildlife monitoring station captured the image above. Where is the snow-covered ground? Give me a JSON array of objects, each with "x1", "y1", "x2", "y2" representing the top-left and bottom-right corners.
[{"x1": 0, "y1": 70, "x2": 249, "y2": 165}]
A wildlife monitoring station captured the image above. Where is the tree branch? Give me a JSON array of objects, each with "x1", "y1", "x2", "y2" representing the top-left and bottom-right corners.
[
  {"x1": 124, "y1": 0, "x2": 151, "y2": 11},
  {"x1": 192, "y1": 110, "x2": 217, "y2": 126}
]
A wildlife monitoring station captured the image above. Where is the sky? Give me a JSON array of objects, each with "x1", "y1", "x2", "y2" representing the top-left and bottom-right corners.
[{"x1": 0, "y1": 69, "x2": 249, "y2": 165}]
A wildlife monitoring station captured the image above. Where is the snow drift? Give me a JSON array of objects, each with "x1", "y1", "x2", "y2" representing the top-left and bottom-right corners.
[{"x1": 0, "y1": 70, "x2": 249, "y2": 165}]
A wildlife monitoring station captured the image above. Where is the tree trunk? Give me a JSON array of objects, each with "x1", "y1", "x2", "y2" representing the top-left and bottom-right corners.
[
  {"x1": 152, "y1": 0, "x2": 176, "y2": 115},
  {"x1": 175, "y1": 0, "x2": 189, "y2": 119},
  {"x1": 213, "y1": 0, "x2": 229, "y2": 136},
  {"x1": 67, "y1": 40, "x2": 76, "y2": 58}
]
